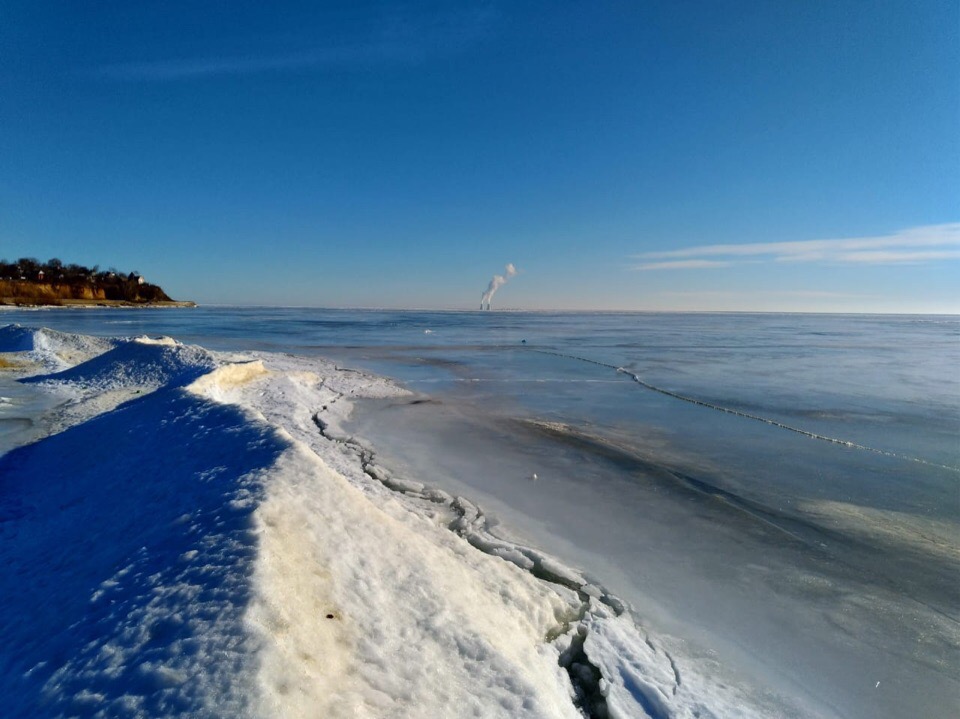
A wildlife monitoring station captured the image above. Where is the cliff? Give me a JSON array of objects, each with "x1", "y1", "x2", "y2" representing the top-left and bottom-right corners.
[{"x1": 0, "y1": 279, "x2": 193, "y2": 307}]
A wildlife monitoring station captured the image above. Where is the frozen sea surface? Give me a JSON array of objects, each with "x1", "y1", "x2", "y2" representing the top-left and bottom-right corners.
[{"x1": 1, "y1": 308, "x2": 958, "y2": 718}]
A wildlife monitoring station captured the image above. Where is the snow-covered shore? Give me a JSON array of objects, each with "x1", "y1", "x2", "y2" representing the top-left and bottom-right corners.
[{"x1": 1, "y1": 325, "x2": 793, "y2": 718}]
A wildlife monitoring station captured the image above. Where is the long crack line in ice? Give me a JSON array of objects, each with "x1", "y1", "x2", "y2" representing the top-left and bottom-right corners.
[{"x1": 528, "y1": 347, "x2": 960, "y2": 474}]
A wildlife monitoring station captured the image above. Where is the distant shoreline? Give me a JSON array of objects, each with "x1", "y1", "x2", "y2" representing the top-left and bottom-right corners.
[
  {"x1": 1, "y1": 269, "x2": 188, "y2": 307},
  {"x1": 0, "y1": 299, "x2": 196, "y2": 308}
]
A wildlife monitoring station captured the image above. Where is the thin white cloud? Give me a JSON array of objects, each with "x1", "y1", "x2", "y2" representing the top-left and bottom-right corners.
[
  {"x1": 91, "y1": 7, "x2": 497, "y2": 81},
  {"x1": 95, "y1": 48, "x2": 388, "y2": 81},
  {"x1": 659, "y1": 289, "x2": 878, "y2": 299},
  {"x1": 830, "y1": 249, "x2": 960, "y2": 264},
  {"x1": 632, "y1": 223, "x2": 960, "y2": 269},
  {"x1": 632, "y1": 259, "x2": 731, "y2": 271}
]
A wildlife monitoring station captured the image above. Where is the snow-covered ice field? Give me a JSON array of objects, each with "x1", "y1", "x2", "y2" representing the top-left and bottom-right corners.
[
  {"x1": 0, "y1": 324, "x2": 785, "y2": 718},
  {"x1": 1, "y1": 309, "x2": 957, "y2": 718}
]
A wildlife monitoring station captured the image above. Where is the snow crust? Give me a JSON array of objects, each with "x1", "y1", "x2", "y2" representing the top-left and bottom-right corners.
[{"x1": 1, "y1": 325, "x2": 781, "y2": 718}]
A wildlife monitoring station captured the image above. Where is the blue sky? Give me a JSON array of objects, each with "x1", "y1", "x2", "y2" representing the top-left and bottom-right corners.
[{"x1": 2, "y1": 1, "x2": 957, "y2": 311}]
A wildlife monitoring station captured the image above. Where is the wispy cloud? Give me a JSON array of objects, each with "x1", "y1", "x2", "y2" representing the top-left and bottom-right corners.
[
  {"x1": 631, "y1": 223, "x2": 960, "y2": 270},
  {"x1": 633, "y1": 259, "x2": 732, "y2": 271},
  {"x1": 91, "y1": 6, "x2": 497, "y2": 81},
  {"x1": 94, "y1": 48, "x2": 393, "y2": 81},
  {"x1": 659, "y1": 290, "x2": 877, "y2": 299}
]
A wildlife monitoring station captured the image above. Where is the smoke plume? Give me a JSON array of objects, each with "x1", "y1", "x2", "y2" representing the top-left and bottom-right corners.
[{"x1": 480, "y1": 263, "x2": 517, "y2": 310}]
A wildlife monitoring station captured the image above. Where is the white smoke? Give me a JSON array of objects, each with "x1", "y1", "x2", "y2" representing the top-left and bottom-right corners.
[{"x1": 480, "y1": 263, "x2": 517, "y2": 310}]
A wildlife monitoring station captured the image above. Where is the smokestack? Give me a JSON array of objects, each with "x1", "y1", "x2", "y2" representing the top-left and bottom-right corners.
[{"x1": 480, "y1": 263, "x2": 517, "y2": 310}]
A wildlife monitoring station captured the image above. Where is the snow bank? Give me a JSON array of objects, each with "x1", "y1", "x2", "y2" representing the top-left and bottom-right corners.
[
  {"x1": 2, "y1": 330, "x2": 221, "y2": 442},
  {"x1": 0, "y1": 383, "x2": 283, "y2": 717},
  {"x1": 0, "y1": 324, "x2": 118, "y2": 373},
  {"x1": 22, "y1": 336, "x2": 217, "y2": 393},
  {"x1": 1, "y1": 327, "x2": 782, "y2": 718}
]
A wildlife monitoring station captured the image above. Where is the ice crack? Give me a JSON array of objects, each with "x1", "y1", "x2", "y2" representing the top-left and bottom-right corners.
[
  {"x1": 526, "y1": 348, "x2": 959, "y2": 473},
  {"x1": 311, "y1": 404, "x2": 624, "y2": 719}
]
